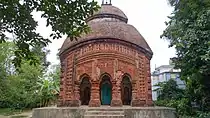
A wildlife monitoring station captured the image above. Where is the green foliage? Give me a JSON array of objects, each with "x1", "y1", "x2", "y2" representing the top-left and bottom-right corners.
[
  {"x1": 161, "y1": 0, "x2": 210, "y2": 76},
  {"x1": 31, "y1": 44, "x2": 51, "y2": 71},
  {"x1": 155, "y1": 98, "x2": 191, "y2": 116},
  {"x1": 195, "y1": 112, "x2": 210, "y2": 118},
  {"x1": 11, "y1": 62, "x2": 43, "y2": 108},
  {"x1": 0, "y1": 42, "x2": 16, "y2": 108},
  {"x1": 0, "y1": 42, "x2": 60, "y2": 109},
  {"x1": 180, "y1": 112, "x2": 210, "y2": 118},
  {"x1": 154, "y1": 73, "x2": 210, "y2": 117},
  {"x1": 154, "y1": 79, "x2": 185, "y2": 100},
  {"x1": 161, "y1": 0, "x2": 210, "y2": 112},
  {"x1": 37, "y1": 66, "x2": 60, "y2": 107},
  {"x1": 154, "y1": 79, "x2": 190, "y2": 116},
  {"x1": 0, "y1": 0, "x2": 100, "y2": 67},
  {"x1": 185, "y1": 73, "x2": 210, "y2": 111}
]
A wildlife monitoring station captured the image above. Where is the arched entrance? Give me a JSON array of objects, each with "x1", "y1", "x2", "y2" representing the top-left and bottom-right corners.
[
  {"x1": 80, "y1": 76, "x2": 91, "y2": 105},
  {"x1": 121, "y1": 75, "x2": 132, "y2": 105},
  {"x1": 100, "y1": 74, "x2": 112, "y2": 105}
]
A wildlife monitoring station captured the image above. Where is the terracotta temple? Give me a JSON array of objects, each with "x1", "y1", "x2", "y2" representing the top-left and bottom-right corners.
[{"x1": 58, "y1": 2, "x2": 153, "y2": 107}]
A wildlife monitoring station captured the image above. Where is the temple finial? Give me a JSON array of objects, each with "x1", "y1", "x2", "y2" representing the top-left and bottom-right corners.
[{"x1": 102, "y1": 0, "x2": 112, "y2": 5}]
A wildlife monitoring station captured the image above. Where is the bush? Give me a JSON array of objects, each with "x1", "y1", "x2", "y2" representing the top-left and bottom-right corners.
[
  {"x1": 155, "y1": 99, "x2": 210, "y2": 118},
  {"x1": 154, "y1": 98, "x2": 192, "y2": 116},
  {"x1": 195, "y1": 112, "x2": 210, "y2": 118}
]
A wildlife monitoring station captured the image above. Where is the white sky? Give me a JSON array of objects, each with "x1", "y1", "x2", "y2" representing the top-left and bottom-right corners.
[{"x1": 34, "y1": 0, "x2": 176, "y2": 72}]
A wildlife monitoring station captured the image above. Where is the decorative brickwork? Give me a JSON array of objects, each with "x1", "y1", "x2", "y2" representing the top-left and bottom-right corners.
[
  {"x1": 58, "y1": 4, "x2": 153, "y2": 107},
  {"x1": 58, "y1": 41, "x2": 153, "y2": 107}
]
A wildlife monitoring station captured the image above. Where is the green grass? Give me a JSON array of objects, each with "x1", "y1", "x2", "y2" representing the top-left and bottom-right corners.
[{"x1": 0, "y1": 108, "x2": 22, "y2": 116}]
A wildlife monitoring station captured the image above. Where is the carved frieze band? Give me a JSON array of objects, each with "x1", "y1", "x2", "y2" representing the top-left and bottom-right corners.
[{"x1": 77, "y1": 43, "x2": 140, "y2": 59}]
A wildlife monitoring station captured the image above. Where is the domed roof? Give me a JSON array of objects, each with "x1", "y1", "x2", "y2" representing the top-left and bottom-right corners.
[
  {"x1": 86, "y1": 4, "x2": 128, "y2": 23},
  {"x1": 59, "y1": 4, "x2": 153, "y2": 57}
]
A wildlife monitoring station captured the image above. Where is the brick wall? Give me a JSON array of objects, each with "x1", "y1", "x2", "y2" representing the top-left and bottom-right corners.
[{"x1": 58, "y1": 40, "x2": 153, "y2": 107}]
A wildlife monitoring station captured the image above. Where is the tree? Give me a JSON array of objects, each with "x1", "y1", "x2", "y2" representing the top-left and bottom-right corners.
[
  {"x1": 0, "y1": 42, "x2": 60, "y2": 109},
  {"x1": 31, "y1": 44, "x2": 51, "y2": 72},
  {"x1": 8, "y1": 61, "x2": 43, "y2": 108},
  {"x1": 154, "y1": 79, "x2": 191, "y2": 116},
  {"x1": 0, "y1": 0, "x2": 100, "y2": 67},
  {"x1": 0, "y1": 42, "x2": 16, "y2": 108},
  {"x1": 37, "y1": 64, "x2": 61, "y2": 107},
  {"x1": 154, "y1": 79, "x2": 184, "y2": 100},
  {"x1": 161, "y1": 0, "x2": 210, "y2": 111}
]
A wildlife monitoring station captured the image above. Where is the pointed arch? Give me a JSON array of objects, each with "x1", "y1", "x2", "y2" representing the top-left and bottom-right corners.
[
  {"x1": 99, "y1": 72, "x2": 112, "y2": 82},
  {"x1": 79, "y1": 73, "x2": 90, "y2": 83},
  {"x1": 79, "y1": 74, "x2": 91, "y2": 105},
  {"x1": 121, "y1": 73, "x2": 132, "y2": 81},
  {"x1": 121, "y1": 73, "x2": 132, "y2": 105},
  {"x1": 99, "y1": 72, "x2": 112, "y2": 105}
]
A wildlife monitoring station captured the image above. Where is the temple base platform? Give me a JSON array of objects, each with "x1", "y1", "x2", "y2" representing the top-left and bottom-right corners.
[{"x1": 32, "y1": 106, "x2": 176, "y2": 118}]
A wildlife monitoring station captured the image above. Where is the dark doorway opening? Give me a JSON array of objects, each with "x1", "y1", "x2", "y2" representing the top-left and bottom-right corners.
[
  {"x1": 121, "y1": 75, "x2": 132, "y2": 105},
  {"x1": 100, "y1": 74, "x2": 112, "y2": 105},
  {"x1": 80, "y1": 77, "x2": 91, "y2": 105}
]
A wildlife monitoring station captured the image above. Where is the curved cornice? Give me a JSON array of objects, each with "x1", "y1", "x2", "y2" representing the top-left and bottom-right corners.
[{"x1": 59, "y1": 38, "x2": 153, "y2": 60}]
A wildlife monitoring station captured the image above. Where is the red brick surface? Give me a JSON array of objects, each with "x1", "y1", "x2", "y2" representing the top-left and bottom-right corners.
[{"x1": 58, "y1": 41, "x2": 153, "y2": 107}]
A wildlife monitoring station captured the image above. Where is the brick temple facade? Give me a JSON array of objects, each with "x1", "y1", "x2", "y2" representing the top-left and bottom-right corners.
[{"x1": 58, "y1": 3, "x2": 153, "y2": 107}]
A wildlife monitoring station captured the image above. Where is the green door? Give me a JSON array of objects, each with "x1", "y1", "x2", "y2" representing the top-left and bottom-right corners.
[{"x1": 101, "y1": 83, "x2": 112, "y2": 105}]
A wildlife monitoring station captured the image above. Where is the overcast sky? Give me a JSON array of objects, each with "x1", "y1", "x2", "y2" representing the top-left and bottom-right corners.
[{"x1": 34, "y1": 0, "x2": 175, "y2": 72}]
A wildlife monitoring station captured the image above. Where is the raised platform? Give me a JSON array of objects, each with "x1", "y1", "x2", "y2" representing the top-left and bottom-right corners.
[{"x1": 32, "y1": 106, "x2": 177, "y2": 118}]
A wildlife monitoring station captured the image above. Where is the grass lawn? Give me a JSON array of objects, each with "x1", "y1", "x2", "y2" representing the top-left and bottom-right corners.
[{"x1": 0, "y1": 108, "x2": 22, "y2": 116}]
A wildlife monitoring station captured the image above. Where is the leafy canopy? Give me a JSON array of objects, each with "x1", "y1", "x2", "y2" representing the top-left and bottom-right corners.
[
  {"x1": 161, "y1": 0, "x2": 210, "y2": 112},
  {"x1": 0, "y1": 0, "x2": 100, "y2": 67},
  {"x1": 161, "y1": 0, "x2": 210, "y2": 76}
]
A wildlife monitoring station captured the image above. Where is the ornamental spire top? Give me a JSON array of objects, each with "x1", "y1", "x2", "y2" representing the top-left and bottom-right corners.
[{"x1": 102, "y1": 0, "x2": 112, "y2": 5}]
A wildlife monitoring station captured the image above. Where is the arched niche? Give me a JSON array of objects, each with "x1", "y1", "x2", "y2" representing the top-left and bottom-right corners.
[
  {"x1": 79, "y1": 74, "x2": 91, "y2": 105},
  {"x1": 100, "y1": 73, "x2": 112, "y2": 105},
  {"x1": 121, "y1": 73, "x2": 132, "y2": 105}
]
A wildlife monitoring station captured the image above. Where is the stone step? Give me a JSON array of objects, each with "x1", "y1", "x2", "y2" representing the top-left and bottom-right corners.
[
  {"x1": 84, "y1": 114, "x2": 124, "y2": 118},
  {"x1": 85, "y1": 110, "x2": 124, "y2": 115},
  {"x1": 86, "y1": 109, "x2": 124, "y2": 111},
  {"x1": 84, "y1": 109, "x2": 125, "y2": 118}
]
